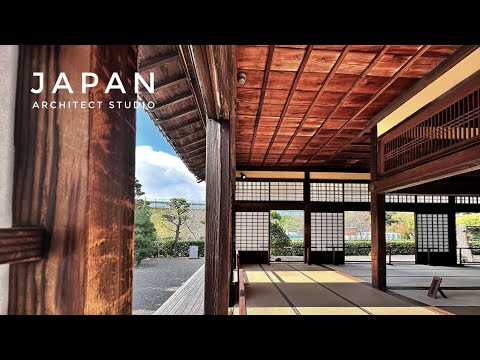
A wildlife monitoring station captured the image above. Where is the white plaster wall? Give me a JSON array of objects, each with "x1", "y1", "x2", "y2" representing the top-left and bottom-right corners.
[{"x1": 0, "y1": 45, "x2": 18, "y2": 314}]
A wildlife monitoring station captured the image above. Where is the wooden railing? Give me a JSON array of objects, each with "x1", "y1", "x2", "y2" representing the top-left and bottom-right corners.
[{"x1": 378, "y1": 73, "x2": 480, "y2": 177}]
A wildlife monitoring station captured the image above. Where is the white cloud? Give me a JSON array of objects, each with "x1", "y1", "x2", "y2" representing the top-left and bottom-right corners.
[{"x1": 135, "y1": 146, "x2": 205, "y2": 201}]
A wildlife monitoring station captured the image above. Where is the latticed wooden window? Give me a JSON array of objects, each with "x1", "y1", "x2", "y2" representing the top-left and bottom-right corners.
[
  {"x1": 416, "y1": 214, "x2": 449, "y2": 253},
  {"x1": 235, "y1": 212, "x2": 269, "y2": 251},
  {"x1": 311, "y1": 212, "x2": 344, "y2": 251}
]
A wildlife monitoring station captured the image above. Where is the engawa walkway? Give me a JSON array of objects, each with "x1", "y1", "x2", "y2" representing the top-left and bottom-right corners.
[{"x1": 154, "y1": 264, "x2": 205, "y2": 315}]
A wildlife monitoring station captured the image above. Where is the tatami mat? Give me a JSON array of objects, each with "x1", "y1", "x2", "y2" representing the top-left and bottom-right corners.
[{"x1": 237, "y1": 262, "x2": 442, "y2": 315}]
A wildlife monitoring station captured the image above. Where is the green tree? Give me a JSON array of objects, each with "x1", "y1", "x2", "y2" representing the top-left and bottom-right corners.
[
  {"x1": 162, "y1": 198, "x2": 191, "y2": 256},
  {"x1": 134, "y1": 206, "x2": 157, "y2": 266},
  {"x1": 270, "y1": 211, "x2": 292, "y2": 256},
  {"x1": 135, "y1": 177, "x2": 149, "y2": 208},
  {"x1": 456, "y1": 213, "x2": 480, "y2": 226},
  {"x1": 386, "y1": 212, "x2": 415, "y2": 239}
]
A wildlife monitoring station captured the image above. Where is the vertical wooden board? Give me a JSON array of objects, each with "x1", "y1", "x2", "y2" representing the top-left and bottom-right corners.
[
  {"x1": 10, "y1": 45, "x2": 91, "y2": 314},
  {"x1": 84, "y1": 45, "x2": 137, "y2": 315},
  {"x1": 205, "y1": 119, "x2": 221, "y2": 314}
]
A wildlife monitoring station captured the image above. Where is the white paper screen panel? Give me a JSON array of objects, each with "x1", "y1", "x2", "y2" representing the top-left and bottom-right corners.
[
  {"x1": 386, "y1": 195, "x2": 416, "y2": 203},
  {"x1": 344, "y1": 183, "x2": 370, "y2": 202},
  {"x1": 417, "y1": 195, "x2": 449, "y2": 203},
  {"x1": 235, "y1": 212, "x2": 269, "y2": 251},
  {"x1": 311, "y1": 212, "x2": 344, "y2": 251},
  {"x1": 235, "y1": 181, "x2": 269, "y2": 201},
  {"x1": 310, "y1": 183, "x2": 343, "y2": 202},
  {"x1": 270, "y1": 182, "x2": 303, "y2": 201},
  {"x1": 417, "y1": 214, "x2": 449, "y2": 253},
  {"x1": 455, "y1": 196, "x2": 480, "y2": 204}
]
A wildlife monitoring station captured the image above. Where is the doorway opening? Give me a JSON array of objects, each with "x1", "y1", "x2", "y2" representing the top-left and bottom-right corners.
[
  {"x1": 344, "y1": 211, "x2": 415, "y2": 263},
  {"x1": 456, "y1": 212, "x2": 480, "y2": 265},
  {"x1": 270, "y1": 210, "x2": 304, "y2": 263}
]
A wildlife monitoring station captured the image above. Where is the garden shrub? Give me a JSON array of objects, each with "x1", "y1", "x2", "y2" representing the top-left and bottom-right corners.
[{"x1": 345, "y1": 240, "x2": 415, "y2": 256}]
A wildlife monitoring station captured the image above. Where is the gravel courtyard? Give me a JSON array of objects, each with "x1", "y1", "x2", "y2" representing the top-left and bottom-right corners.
[{"x1": 133, "y1": 257, "x2": 204, "y2": 315}]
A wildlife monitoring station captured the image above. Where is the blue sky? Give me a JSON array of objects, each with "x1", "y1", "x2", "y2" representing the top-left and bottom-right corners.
[{"x1": 135, "y1": 108, "x2": 206, "y2": 201}]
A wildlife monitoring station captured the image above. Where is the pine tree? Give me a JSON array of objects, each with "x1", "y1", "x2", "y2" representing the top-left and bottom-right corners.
[{"x1": 133, "y1": 179, "x2": 157, "y2": 266}]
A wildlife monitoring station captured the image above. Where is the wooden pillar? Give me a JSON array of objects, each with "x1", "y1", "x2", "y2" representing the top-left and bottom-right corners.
[
  {"x1": 447, "y1": 196, "x2": 457, "y2": 265},
  {"x1": 9, "y1": 45, "x2": 137, "y2": 314},
  {"x1": 371, "y1": 126, "x2": 386, "y2": 291},
  {"x1": 205, "y1": 117, "x2": 233, "y2": 315},
  {"x1": 304, "y1": 172, "x2": 311, "y2": 264}
]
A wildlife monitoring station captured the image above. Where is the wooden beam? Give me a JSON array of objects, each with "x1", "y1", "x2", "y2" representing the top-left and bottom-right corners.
[
  {"x1": 393, "y1": 179, "x2": 480, "y2": 195},
  {"x1": 189, "y1": 45, "x2": 236, "y2": 121},
  {"x1": 321, "y1": 46, "x2": 431, "y2": 166},
  {"x1": 261, "y1": 46, "x2": 314, "y2": 165},
  {"x1": 152, "y1": 93, "x2": 193, "y2": 111},
  {"x1": 175, "y1": 137, "x2": 205, "y2": 151},
  {"x1": 9, "y1": 45, "x2": 136, "y2": 315},
  {"x1": 139, "y1": 76, "x2": 187, "y2": 94},
  {"x1": 248, "y1": 45, "x2": 275, "y2": 166},
  {"x1": 157, "y1": 108, "x2": 198, "y2": 124},
  {"x1": 237, "y1": 164, "x2": 369, "y2": 172},
  {"x1": 370, "y1": 127, "x2": 386, "y2": 291},
  {"x1": 0, "y1": 227, "x2": 45, "y2": 265},
  {"x1": 373, "y1": 142, "x2": 480, "y2": 193},
  {"x1": 367, "y1": 45, "x2": 479, "y2": 129},
  {"x1": 166, "y1": 118, "x2": 202, "y2": 134},
  {"x1": 138, "y1": 53, "x2": 179, "y2": 72}
]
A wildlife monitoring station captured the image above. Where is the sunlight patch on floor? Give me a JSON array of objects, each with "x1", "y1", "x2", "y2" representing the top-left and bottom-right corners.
[{"x1": 296, "y1": 307, "x2": 367, "y2": 315}]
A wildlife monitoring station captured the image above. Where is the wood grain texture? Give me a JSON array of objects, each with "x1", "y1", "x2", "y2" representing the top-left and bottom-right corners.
[
  {"x1": 0, "y1": 227, "x2": 45, "y2": 265},
  {"x1": 236, "y1": 45, "x2": 461, "y2": 170},
  {"x1": 205, "y1": 118, "x2": 233, "y2": 315},
  {"x1": 9, "y1": 45, "x2": 136, "y2": 314},
  {"x1": 370, "y1": 127, "x2": 386, "y2": 291}
]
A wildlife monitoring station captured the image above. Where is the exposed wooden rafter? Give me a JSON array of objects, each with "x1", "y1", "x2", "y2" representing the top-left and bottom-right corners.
[
  {"x1": 288, "y1": 46, "x2": 389, "y2": 165},
  {"x1": 248, "y1": 45, "x2": 275, "y2": 165},
  {"x1": 319, "y1": 45, "x2": 431, "y2": 166},
  {"x1": 277, "y1": 45, "x2": 354, "y2": 165},
  {"x1": 261, "y1": 46, "x2": 314, "y2": 165}
]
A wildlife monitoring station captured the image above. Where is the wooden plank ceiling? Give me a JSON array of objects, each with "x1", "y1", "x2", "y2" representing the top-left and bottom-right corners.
[
  {"x1": 138, "y1": 45, "x2": 206, "y2": 181},
  {"x1": 236, "y1": 45, "x2": 461, "y2": 171}
]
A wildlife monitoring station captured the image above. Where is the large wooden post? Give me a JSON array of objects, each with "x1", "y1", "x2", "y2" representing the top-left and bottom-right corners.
[
  {"x1": 205, "y1": 117, "x2": 233, "y2": 315},
  {"x1": 371, "y1": 126, "x2": 386, "y2": 291},
  {"x1": 9, "y1": 45, "x2": 137, "y2": 314},
  {"x1": 447, "y1": 196, "x2": 458, "y2": 265},
  {"x1": 304, "y1": 172, "x2": 311, "y2": 264}
]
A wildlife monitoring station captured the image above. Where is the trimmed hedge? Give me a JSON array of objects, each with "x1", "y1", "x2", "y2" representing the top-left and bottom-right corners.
[
  {"x1": 270, "y1": 239, "x2": 416, "y2": 256},
  {"x1": 153, "y1": 239, "x2": 418, "y2": 257},
  {"x1": 345, "y1": 240, "x2": 415, "y2": 256},
  {"x1": 271, "y1": 240, "x2": 304, "y2": 256},
  {"x1": 155, "y1": 239, "x2": 204, "y2": 257}
]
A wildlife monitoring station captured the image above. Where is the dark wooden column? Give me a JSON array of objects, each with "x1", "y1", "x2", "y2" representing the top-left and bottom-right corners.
[
  {"x1": 9, "y1": 45, "x2": 137, "y2": 314},
  {"x1": 304, "y1": 172, "x2": 311, "y2": 264},
  {"x1": 447, "y1": 196, "x2": 458, "y2": 265},
  {"x1": 205, "y1": 117, "x2": 233, "y2": 315},
  {"x1": 370, "y1": 127, "x2": 386, "y2": 291}
]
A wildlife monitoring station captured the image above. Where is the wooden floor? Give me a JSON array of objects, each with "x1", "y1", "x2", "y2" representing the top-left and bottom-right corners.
[
  {"x1": 233, "y1": 263, "x2": 446, "y2": 315},
  {"x1": 154, "y1": 264, "x2": 204, "y2": 315}
]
